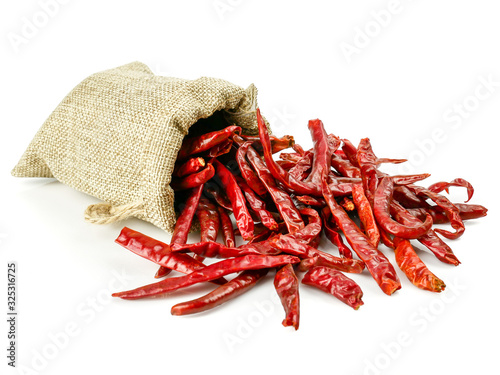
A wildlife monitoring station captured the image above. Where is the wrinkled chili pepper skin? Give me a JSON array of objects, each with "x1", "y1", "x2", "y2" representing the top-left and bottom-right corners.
[
  {"x1": 235, "y1": 140, "x2": 268, "y2": 196},
  {"x1": 322, "y1": 180, "x2": 401, "y2": 295},
  {"x1": 341, "y1": 138, "x2": 360, "y2": 168},
  {"x1": 331, "y1": 154, "x2": 360, "y2": 178},
  {"x1": 352, "y1": 183, "x2": 380, "y2": 247},
  {"x1": 177, "y1": 125, "x2": 241, "y2": 160},
  {"x1": 391, "y1": 173, "x2": 431, "y2": 186},
  {"x1": 297, "y1": 254, "x2": 365, "y2": 274},
  {"x1": 171, "y1": 269, "x2": 268, "y2": 316},
  {"x1": 289, "y1": 152, "x2": 313, "y2": 181},
  {"x1": 287, "y1": 208, "x2": 322, "y2": 245},
  {"x1": 304, "y1": 118, "x2": 332, "y2": 186},
  {"x1": 321, "y1": 207, "x2": 353, "y2": 259},
  {"x1": 296, "y1": 195, "x2": 326, "y2": 207},
  {"x1": 242, "y1": 134, "x2": 295, "y2": 154},
  {"x1": 174, "y1": 157, "x2": 206, "y2": 178},
  {"x1": 170, "y1": 164, "x2": 215, "y2": 191},
  {"x1": 171, "y1": 240, "x2": 281, "y2": 258},
  {"x1": 274, "y1": 264, "x2": 300, "y2": 330},
  {"x1": 408, "y1": 204, "x2": 488, "y2": 224},
  {"x1": 302, "y1": 266, "x2": 364, "y2": 310},
  {"x1": 116, "y1": 227, "x2": 225, "y2": 284},
  {"x1": 217, "y1": 206, "x2": 236, "y2": 248},
  {"x1": 356, "y1": 138, "x2": 379, "y2": 202},
  {"x1": 393, "y1": 237, "x2": 446, "y2": 292},
  {"x1": 245, "y1": 144, "x2": 305, "y2": 234},
  {"x1": 205, "y1": 185, "x2": 232, "y2": 211},
  {"x1": 374, "y1": 177, "x2": 433, "y2": 239},
  {"x1": 112, "y1": 254, "x2": 300, "y2": 300},
  {"x1": 196, "y1": 198, "x2": 220, "y2": 243},
  {"x1": 428, "y1": 178, "x2": 474, "y2": 202},
  {"x1": 213, "y1": 159, "x2": 254, "y2": 241}
]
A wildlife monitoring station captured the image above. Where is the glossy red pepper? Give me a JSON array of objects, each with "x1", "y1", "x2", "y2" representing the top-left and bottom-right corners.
[
  {"x1": 171, "y1": 269, "x2": 268, "y2": 316},
  {"x1": 174, "y1": 157, "x2": 206, "y2": 178},
  {"x1": 170, "y1": 164, "x2": 215, "y2": 191},
  {"x1": 321, "y1": 207, "x2": 353, "y2": 259},
  {"x1": 427, "y1": 178, "x2": 474, "y2": 202},
  {"x1": 204, "y1": 184, "x2": 232, "y2": 211},
  {"x1": 289, "y1": 151, "x2": 313, "y2": 181},
  {"x1": 112, "y1": 254, "x2": 300, "y2": 300},
  {"x1": 287, "y1": 208, "x2": 322, "y2": 245},
  {"x1": 213, "y1": 159, "x2": 254, "y2": 241},
  {"x1": 242, "y1": 134, "x2": 295, "y2": 154},
  {"x1": 302, "y1": 266, "x2": 364, "y2": 310},
  {"x1": 352, "y1": 183, "x2": 380, "y2": 247},
  {"x1": 177, "y1": 125, "x2": 241, "y2": 160},
  {"x1": 217, "y1": 206, "x2": 236, "y2": 248},
  {"x1": 196, "y1": 198, "x2": 220, "y2": 243},
  {"x1": 234, "y1": 139, "x2": 268, "y2": 196},
  {"x1": 297, "y1": 255, "x2": 364, "y2": 274},
  {"x1": 171, "y1": 240, "x2": 280, "y2": 258},
  {"x1": 408, "y1": 203, "x2": 488, "y2": 224},
  {"x1": 356, "y1": 138, "x2": 379, "y2": 203},
  {"x1": 274, "y1": 264, "x2": 300, "y2": 330}
]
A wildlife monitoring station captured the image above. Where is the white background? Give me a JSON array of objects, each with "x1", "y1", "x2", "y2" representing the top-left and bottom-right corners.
[{"x1": 1, "y1": 1, "x2": 499, "y2": 374}]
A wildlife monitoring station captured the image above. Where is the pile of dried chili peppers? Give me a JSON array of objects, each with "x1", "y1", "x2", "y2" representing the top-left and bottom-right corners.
[{"x1": 112, "y1": 109, "x2": 487, "y2": 330}]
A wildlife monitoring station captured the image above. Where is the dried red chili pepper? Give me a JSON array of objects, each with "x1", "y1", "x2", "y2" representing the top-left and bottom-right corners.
[
  {"x1": 287, "y1": 208, "x2": 322, "y2": 245},
  {"x1": 393, "y1": 185, "x2": 430, "y2": 209},
  {"x1": 356, "y1": 138, "x2": 379, "y2": 202},
  {"x1": 393, "y1": 237, "x2": 446, "y2": 292},
  {"x1": 323, "y1": 179, "x2": 401, "y2": 295},
  {"x1": 352, "y1": 183, "x2": 380, "y2": 247},
  {"x1": 234, "y1": 139, "x2": 268, "y2": 196},
  {"x1": 217, "y1": 206, "x2": 236, "y2": 248},
  {"x1": 236, "y1": 176, "x2": 279, "y2": 231},
  {"x1": 112, "y1": 254, "x2": 300, "y2": 300},
  {"x1": 376, "y1": 157, "x2": 407, "y2": 165},
  {"x1": 174, "y1": 157, "x2": 206, "y2": 178},
  {"x1": 340, "y1": 197, "x2": 356, "y2": 212},
  {"x1": 204, "y1": 184, "x2": 232, "y2": 211},
  {"x1": 274, "y1": 264, "x2": 300, "y2": 330},
  {"x1": 297, "y1": 255, "x2": 364, "y2": 274},
  {"x1": 374, "y1": 177, "x2": 433, "y2": 239},
  {"x1": 302, "y1": 266, "x2": 364, "y2": 310},
  {"x1": 205, "y1": 138, "x2": 233, "y2": 158},
  {"x1": 408, "y1": 203, "x2": 488, "y2": 224},
  {"x1": 170, "y1": 164, "x2": 215, "y2": 191},
  {"x1": 341, "y1": 138, "x2": 360, "y2": 168},
  {"x1": 171, "y1": 269, "x2": 268, "y2": 316},
  {"x1": 427, "y1": 178, "x2": 474, "y2": 203},
  {"x1": 296, "y1": 195, "x2": 326, "y2": 207},
  {"x1": 390, "y1": 173, "x2": 431, "y2": 186},
  {"x1": 196, "y1": 198, "x2": 220, "y2": 243},
  {"x1": 177, "y1": 125, "x2": 241, "y2": 160},
  {"x1": 171, "y1": 240, "x2": 281, "y2": 258},
  {"x1": 116, "y1": 227, "x2": 226, "y2": 284},
  {"x1": 213, "y1": 159, "x2": 254, "y2": 241},
  {"x1": 289, "y1": 151, "x2": 313, "y2": 181},
  {"x1": 242, "y1": 134, "x2": 295, "y2": 154},
  {"x1": 321, "y1": 207, "x2": 353, "y2": 259},
  {"x1": 277, "y1": 160, "x2": 297, "y2": 170}
]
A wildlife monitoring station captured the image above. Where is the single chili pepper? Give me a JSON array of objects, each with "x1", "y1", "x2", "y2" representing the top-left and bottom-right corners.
[
  {"x1": 217, "y1": 206, "x2": 236, "y2": 248},
  {"x1": 374, "y1": 177, "x2": 433, "y2": 239},
  {"x1": 296, "y1": 195, "x2": 326, "y2": 207},
  {"x1": 352, "y1": 183, "x2": 380, "y2": 247},
  {"x1": 205, "y1": 138, "x2": 233, "y2": 158},
  {"x1": 304, "y1": 118, "x2": 333, "y2": 187},
  {"x1": 379, "y1": 228, "x2": 395, "y2": 249},
  {"x1": 297, "y1": 255, "x2": 364, "y2": 274},
  {"x1": 427, "y1": 178, "x2": 474, "y2": 203},
  {"x1": 177, "y1": 125, "x2": 241, "y2": 160},
  {"x1": 204, "y1": 184, "x2": 232, "y2": 211},
  {"x1": 276, "y1": 160, "x2": 297, "y2": 170},
  {"x1": 116, "y1": 227, "x2": 227, "y2": 285},
  {"x1": 171, "y1": 240, "x2": 281, "y2": 258},
  {"x1": 242, "y1": 134, "x2": 295, "y2": 154},
  {"x1": 323, "y1": 178, "x2": 401, "y2": 295},
  {"x1": 408, "y1": 203, "x2": 488, "y2": 224},
  {"x1": 155, "y1": 184, "x2": 204, "y2": 278},
  {"x1": 393, "y1": 185, "x2": 430, "y2": 209},
  {"x1": 321, "y1": 207, "x2": 353, "y2": 259},
  {"x1": 376, "y1": 157, "x2": 407, "y2": 165},
  {"x1": 287, "y1": 207, "x2": 322, "y2": 245},
  {"x1": 390, "y1": 173, "x2": 431, "y2": 186},
  {"x1": 279, "y1": 152, "x2": 302, "y2": 163},
  {"x1": 393, "y1": 237, "x2": 446, "y2": 292},
  {"x1": 274, "y1": 264, "x2": 300, "y2": 330},
  {"x1": 234, "y1": 139, "x2": 268, "y2": 196},
  {"x1": 112, "y1": 254, "x2": 300, "y2": 300},
  {"x1": 327, "y1": 182, "x2": 354, "y2": 197},
  {"x1": 334, "y1": 149, "x2": 347, "y2": 159},
  {"x1": 340, "y1": 197, "x2": 356, "y2": 212},
  {"x1": 302, "y1": 266, "x2": 364, "y2": 310},
  {"x1": 171, "y1": 269, "x2": 268, "y2": 316},
  {"x1": 236, "y1": 176, "x2": 279, "y2": 231},
  {"x1": 170, "y1": 164, "x2": 215, "y2": 191},
  {"x1": 356, "y1": 138, "x2": 379, "y2": 203},
  {"x1": 292, "y1": 143, "x2": 305, "y2": 156},
  {"x1": 391, "y1": 202, "x2": 460, "y2": 265},
  {"x1": 341, "y1": 138, "x2": 360, "y2": 168},
  {"x1": 245, "y1": 144, "x2": 305, "y2": 234},
  {"x1": 289, "y1": 152, "x2": 313, "y2": 181},
  {"x1": 174, "y1": 157, "x2": 206, "y2": 178},
  {"x1": 409, "y1": 185, "x2": 465, "y2": 240},
  {"x1": 213, "y1": 159, "x2": 254, "y2": 241},
  {"x1": 331, "y1": 154, "x2": 361, "y2": 178},
  {"x1": 196, "y1": 198, "x2": 220, "y2": 242},
  {"x1": 257, "y1": 109, "x2": 325, "y2": 196},
  {"x1": 270, "y1": 235, "x2": 364, "y2": 273}
]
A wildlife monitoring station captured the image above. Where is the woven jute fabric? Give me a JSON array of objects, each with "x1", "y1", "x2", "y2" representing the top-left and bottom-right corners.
[{"x1": 12, "y1": 62, "x2": 266, "y2": 232}]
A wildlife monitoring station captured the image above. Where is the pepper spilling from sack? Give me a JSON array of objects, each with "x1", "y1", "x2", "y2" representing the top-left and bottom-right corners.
[{"x1": 112, "y1": 108, "x2": 487, "y2": 330}]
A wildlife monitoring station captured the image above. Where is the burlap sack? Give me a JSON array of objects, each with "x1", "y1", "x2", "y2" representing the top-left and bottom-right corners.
[{"x1": 11, "y1": 62, "x2": 266, "y2": 232}]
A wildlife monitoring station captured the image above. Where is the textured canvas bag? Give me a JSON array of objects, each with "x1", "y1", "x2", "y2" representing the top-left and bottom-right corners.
[{"x1": 12, "y1": 62, "x2": 266, "y2": 232}]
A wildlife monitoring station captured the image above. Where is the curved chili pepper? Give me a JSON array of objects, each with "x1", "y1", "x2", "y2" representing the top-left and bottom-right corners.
[
  {"x1": 174, "y1": 157, "x2": 206, "y2": 178},
  {"x1": 427, "y1": 178, "x2": 474, "y2": 203},
  {"x1": 323, "y1": 179, "x2": 401, "y2": 295},
  {"x1": 277, "y1": 160, "x2": 296, "y2": 170},
  {"x1": 341, "y1": 138, "x2": 360, "y2": 167},
  {"x1": 204, "y1": 184, "x2": 232, "y2": 211},
  {"x1": 373, "y1": 177, "x2": 433, "y2": 239},
  {"x1": 352, "y1": 183, "x2": 380, "y2": 247},
  {"x1": 340, "y1": 197, "x2": 356, "y2": 212},
  {"x1": 296, "y1": 195, "x2": 326, "y2": 207},
  {"x1": 245, "y1": 144, "x2": 305, "y2": 234},
  {"x1": 171, "y1": 269, "x2": 268, "y2": 316},
  {"x1": 171, "y1": 241, "x2": 281, "y2": 258},
  {"x1": 236, "y1": 176, "x2": 279, "y2": 231},
  {"x1": 304, "y1": 119, "x2": 332, "y2": 186},
  {"x1": 116, "y1": 227, "x2": 226, "y2": 284},
  {"x1": 112, "y1": 254, "x2": 300, "y2": 300},
  {"x1": 297, "y1": 255, "x2": 364, "y2": 274},
  {"x1": 217, "y1": 206, "x2": 236, "y2": 248},
  {"x1": 242, "y1": 134, "x2": 295, "y2": 154},
  {"x1": 390, "y1": 201, "x2": 460, "y2": 265},
  {"x1": 234, "y1": 140, "x2": 268, "y2": 196},
  {"x1": 274, "y1": 264, "x2": 300, "y2": 330},
  {"x1": 356, "y1": 138, "x2": 379, "y2": 203},
  {"x1": 289, "y1": 151, "x2": 313, "y2": 181},
  {"x1": 206, "y1": 138, "x2": 233, "y2": 158},
  {"x1": 177, "y1": 125, "x2": 241, "y2": 160},
  {"x1": 393, "y1": 185, "x2": 430, "y2": 209},
  {"x1": 409, "y1": 185, "x2": 464, "y2": 240},
  {"x1": 408, "y1": 203, "x2": 488, "y2": 224},
  {"x1": 379, "y1": 228, "x2": 395, "y2": 249},
  {"x1": 376, "y1": 157, "x2": 407, "y2": 165},
  {"x1": 287, "y1": 208, "x2": 322, "y2": 245},
  {"x1": 391, "y1": 173, "x2": 431, "y2": 186},
  {"x1": 279, "y1": 152, "x2": 302, "y2": 163},
  {"x1": 321, "y1": 207, "x2": 353, "y2": 259},
  {"x1": 196, "y1": 198, "x2": 220, "y2": 243},
  {"x1": 292, "y1": 142, "x2": 305, "y2": 156},
  {"x1": 302, "y1": 266, "x2": 364, "y2": 310},
  {"x1": 213, "y1": 159, "x2": 254, "y2": 241},
  {"x1": 393, "y1": 237, "x2": 446, "y2": 292},
  {"x1": 170, "y1": 164, "x2": 215, "y2": 191},
  {"x1": 331, "y1": 154, "x2": 361, "y2": 178}
]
